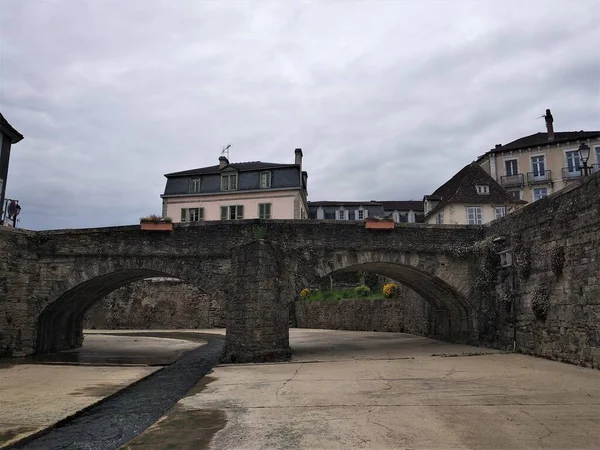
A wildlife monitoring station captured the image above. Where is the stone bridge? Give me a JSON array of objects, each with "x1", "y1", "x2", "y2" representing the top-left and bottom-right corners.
[
  {"x1": 0, "y1": 221, "x2": 482, "y2": 361},
  {"x1": 2, "y1": 172, "x2": 600, "y2": 366}
]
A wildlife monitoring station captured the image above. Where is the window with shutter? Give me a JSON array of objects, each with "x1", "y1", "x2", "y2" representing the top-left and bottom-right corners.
[
  {"x1": 259, "y1": 203, "x2": 271, "y2": 219},
  {"x1": 317, "y1": 207, "x2": 324, "y2": 219},
  {"x1": 181, "y1": 208, "x2": 187, "y2": 222},
  {"x1": 220, "y1": 206, "x2": 227, "y2": 220}
]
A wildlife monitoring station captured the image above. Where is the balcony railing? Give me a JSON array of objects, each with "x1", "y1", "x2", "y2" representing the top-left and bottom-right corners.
[
  {"x1": 500, "y1": 173, "x2": 524, "y2": 187},
  {"x1": 562, "y1": 167, "x2": 584, "y2": 180},
  {"x1": 527, "y1": 170, "x2": 552, "y2": 185}
]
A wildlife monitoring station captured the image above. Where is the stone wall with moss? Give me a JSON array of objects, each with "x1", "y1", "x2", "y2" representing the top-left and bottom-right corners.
[{"x1": 482, "y1": 174, "x2": 600, "y2": 368}]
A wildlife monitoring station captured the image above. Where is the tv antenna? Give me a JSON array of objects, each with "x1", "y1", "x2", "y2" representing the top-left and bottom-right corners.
[{"x1": 221, "y1": 144, "x2": 231, "y2": 160}]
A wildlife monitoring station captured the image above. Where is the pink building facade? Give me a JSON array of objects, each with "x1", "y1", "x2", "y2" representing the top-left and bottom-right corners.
[{"x1": 161, "y1": 149, "x2": 309, "y2": 222}]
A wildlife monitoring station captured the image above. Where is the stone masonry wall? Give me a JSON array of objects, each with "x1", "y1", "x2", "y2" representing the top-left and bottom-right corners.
[
  {"x1": 484, "y1": 173, "x2": 600, "y2": 368},
  {"x1": 294, "y1": 286, "x2": 433, "y2": 336},
  {"x1": 85, "y1": 278, "x2": 222, "y2": 330}
]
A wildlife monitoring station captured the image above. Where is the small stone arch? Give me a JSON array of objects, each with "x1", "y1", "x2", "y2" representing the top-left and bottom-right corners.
[{"x1": 36, "y1": 257, "x2": 229, "y2": 354}]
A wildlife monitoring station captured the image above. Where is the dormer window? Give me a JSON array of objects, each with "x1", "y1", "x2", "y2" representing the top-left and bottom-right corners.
[
  {"x1": 189, "y1": 177, "x2": 201, "y2": 193},
  {"x1": 260, "y1": 171, "x2": 272, "y2": 188},
  {"x1": 221, "y1": 173, "x2": 238, "y2": 191},
  {"x1": 476, "y1": 185, "x2": 490, "y2": 195}
]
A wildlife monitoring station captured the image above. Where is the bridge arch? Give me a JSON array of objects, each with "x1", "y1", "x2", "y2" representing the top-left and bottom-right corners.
[
  {"x1": 35, "y1": 257, "x2": 229, "y2": 354},
  {"x1": 294, "y1": 249, "x2": 476, "y2": 338}
]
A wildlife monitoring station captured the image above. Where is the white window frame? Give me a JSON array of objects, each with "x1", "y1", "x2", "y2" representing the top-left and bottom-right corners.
[
  {"x1": 466, "y1": 206, "x2": 483, "y2": 225},
  {"x1": 435, "y1": 212, "x2": 444, "y2": 224},
  {"x1": 221, "y1": 173, "x2": 238, "y2": 191},
  {"x1": 335, "y1": 208, "x2": 349, "y2": 220},
  {"x1": 316, "y1": 206, "x2": 325, "y2": 219},
  {"x1": 407, "y1": 210, "x2": 416, "y2": 223},
  {"x1": 564, "y1": 149, "x2": 581, "y2": 176},
  {"x1": 220, "y1": 205, "x2": 244, "y2": 220},
  {"x1": 355, "y1": 208, "x2": 367, "y2": 220},
  {"x1": 494, "y1": 206, "x2": 506, "y2": 220},
  {"x1": 188, "y1": 207, "x2": 203, "y2": 222},
  {"x1": 259, "y1": 171, "x2": 272, "y2": 189},
  {"x1": 476, "y1": 185, "x2": 490, "y2": 195},
  {"x1": 530, "y1": 154, "x2": 546, "y2": 179},
  {"x1": 189, "y1": 177, "x2": 201, "y2": 193},
  {"x1": 258, "y1": 203, "x2": 271, "y2": 219},
  {"x1": 392, "y1": 211, "x2": 400, "y2": 223},
  {"x1": 533, "y1": 187, "x2": 548, "y2": 202},
  {"x1": 504, "y1": 159, "x2": 518, "y2": 176}
]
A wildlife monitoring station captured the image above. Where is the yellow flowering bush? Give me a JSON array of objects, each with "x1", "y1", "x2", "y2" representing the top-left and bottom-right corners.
[
  {"x1": 382, "y1": 283, "x2": 398, "y2": 298},
  {"x1": 300, "y1": 288, "x2": 311, "y2": 299}
]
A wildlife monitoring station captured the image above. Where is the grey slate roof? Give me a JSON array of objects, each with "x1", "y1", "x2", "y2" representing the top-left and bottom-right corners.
[
  {"x1": 0, "y1": 113, "x2": 24, "y2": 144},
  {"x1": 165, "y1": 161, "x2": 297, "y2": 177},
  {"x1": 381, "y1": 201, "x2": 423, "y2": 212},
  {"x1": 489, "y1": 131, "x2": 600, "y2": 154},
  {"x1": 425, "y1": 162, "x2": 526, "y2": 219},
  {"x1": 308, "y1": 201, "x2": 382, "y2": 207}
]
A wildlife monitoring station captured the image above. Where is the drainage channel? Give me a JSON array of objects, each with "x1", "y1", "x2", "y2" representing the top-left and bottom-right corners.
[{"x1": 10, "y1": 334, "x2": 225, "y2": 450}]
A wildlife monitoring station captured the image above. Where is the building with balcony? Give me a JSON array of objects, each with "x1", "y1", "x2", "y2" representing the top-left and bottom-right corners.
[
  {"x1": 423, "y1": 162, "x2": 525, "y2": 225},
  {"x1": 0, "y1": 113, "x2": 24, "y2": 225},
  {"x1": 477, "y1": 109, "x2": 600, "y2": 203},
  {"x1": 161, "y1": 149, "x2": 309, "y2": 222}
]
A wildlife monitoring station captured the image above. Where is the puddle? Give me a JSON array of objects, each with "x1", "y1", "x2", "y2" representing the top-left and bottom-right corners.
[
  {"x1": 69, "y1": 383, "x2": 128, "y2": 397},
  {"x1": 120, "y1": 408, "x2": 227, "y2": 450}
]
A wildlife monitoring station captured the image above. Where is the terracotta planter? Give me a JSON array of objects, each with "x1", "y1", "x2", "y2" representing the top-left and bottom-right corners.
[
  {"x1": 365, "y1": 220, "x2": 394, "y2": 230},
  {"x1": 140, "y1": 222, "x2": 173, "y2": 231}
]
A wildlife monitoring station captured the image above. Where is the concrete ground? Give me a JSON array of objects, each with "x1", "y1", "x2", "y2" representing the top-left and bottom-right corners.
[
  {"x1": 0, "y1": 333, "x2": 205, "y2": 448},
  {"x1": 125, "y1": 329, "x2": 600, "y2": 450}
]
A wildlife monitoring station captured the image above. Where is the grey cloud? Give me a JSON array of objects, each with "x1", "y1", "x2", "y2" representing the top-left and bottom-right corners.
[{"x1": 1, "y1": 1, "x2": 599, "y2": 229}]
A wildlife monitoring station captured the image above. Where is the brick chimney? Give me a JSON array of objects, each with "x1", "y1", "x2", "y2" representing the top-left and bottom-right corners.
[
  {"x1": 545, "y1": 109, "x2": 554, "y2": 141},
  {"x1": 219, "y1": 156, "x2": 229, "y2": 169}
]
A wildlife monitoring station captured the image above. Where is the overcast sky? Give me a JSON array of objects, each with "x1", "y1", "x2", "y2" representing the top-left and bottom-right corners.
[{"x1": 1, "y1": 1, "x2": 599, "y2": 230}]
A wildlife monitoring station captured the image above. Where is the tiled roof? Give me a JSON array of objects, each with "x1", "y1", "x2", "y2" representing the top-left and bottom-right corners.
[
  {"x1": 490, "y1": 131, "x2": 600, "y2": 154},
  {"x1": 380, "y1": 201, "x2": 424, "y2": 212},
  {"x1": 308, "y1": 201, "x2": 383, "y2": 207},
  {"x1": 165, "y1": 161, "x2": 297, "y2": 177},
  {"x1": 0, "y1": 113, "x2": 24, "y2": 144},
  {"x1": 425, "y1": 162, "x2": 526, "y2": 219}
]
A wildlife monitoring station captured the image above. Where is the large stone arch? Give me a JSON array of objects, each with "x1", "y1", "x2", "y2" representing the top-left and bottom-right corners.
[
  {"x1": 292, "y1": 249, "x2": 476, "y2": 340},
  {"x1": 36, "y1": 256, "x2": 230, "y2": 354}
]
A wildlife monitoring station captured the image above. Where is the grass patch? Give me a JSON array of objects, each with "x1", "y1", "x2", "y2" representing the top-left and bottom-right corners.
[{"x1": 301, "y1": 288, "x2": 386, "y2": 301}]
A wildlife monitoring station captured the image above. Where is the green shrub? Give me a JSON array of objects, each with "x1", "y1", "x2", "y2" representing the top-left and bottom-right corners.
[{"x1": 354, "y1": 284, "x2": 370, "y2": 297}]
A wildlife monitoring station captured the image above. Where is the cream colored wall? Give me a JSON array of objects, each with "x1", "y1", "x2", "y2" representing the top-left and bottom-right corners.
[
  {"x1": 485, "y1": 137, "x2": 600, "y2": 203},
  {"x1": 426, "y1": 203, "x2": 515, "y2": 225},
  {"x1": 164, "y1": 190, "x2": 303, "y2": 222}
]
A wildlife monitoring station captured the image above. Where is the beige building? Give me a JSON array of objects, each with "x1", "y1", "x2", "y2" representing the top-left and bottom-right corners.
[
  {"x1": 161, "y1": 149, "x2": 309, "y2": 222},
  {"x1": 424, "y1": 162, "x2": 525, "y2": 225},
  {"x1": 477, "y1": 109, "x2": 600, "y2": 203}
]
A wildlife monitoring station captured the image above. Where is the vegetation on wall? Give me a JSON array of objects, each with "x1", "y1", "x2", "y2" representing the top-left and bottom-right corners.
[{"x1": 531, "y1": 287, "x2": 550, "y2": 320}]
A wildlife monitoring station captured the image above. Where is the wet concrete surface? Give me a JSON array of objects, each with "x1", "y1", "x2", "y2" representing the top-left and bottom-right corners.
[
  {"x1": 22, "y1": 333, "x2": 205, "y2": 366},
  {"x1": 8, "y1": 333, "x2": 224, "y2": 450},
  {"x1": 133, "y1": 329, "x2": 600, "y2": 450}
]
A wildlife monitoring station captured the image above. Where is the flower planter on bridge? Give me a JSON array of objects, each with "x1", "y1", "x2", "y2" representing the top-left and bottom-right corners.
[
  {"x1": 140, "y1": 222, "x2": 173, "y2": 231},
  {"x1": 365, "y1": 219, "x2": 395, "y2": 230},
  {"x1": 140, "y1": 214, "x2": 173, "y2": 231}
]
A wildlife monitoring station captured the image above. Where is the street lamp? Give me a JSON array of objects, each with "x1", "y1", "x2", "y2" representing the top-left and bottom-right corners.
[{"x1": 578, "y1": 143, "x2": 591, "y2": 176}]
